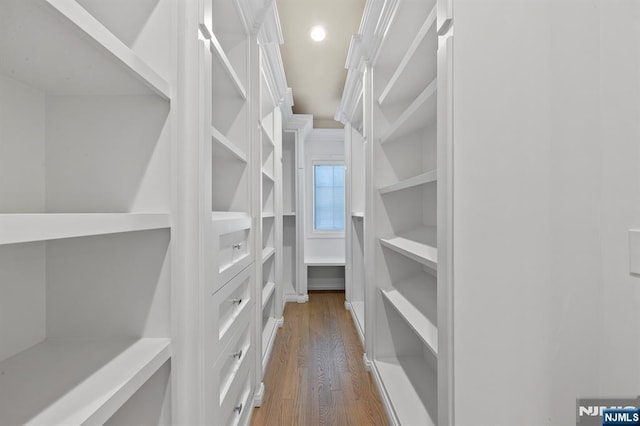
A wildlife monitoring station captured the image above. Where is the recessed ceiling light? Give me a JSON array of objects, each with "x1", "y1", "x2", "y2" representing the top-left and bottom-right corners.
[{"x1": 310, "y1": 25, "x2": 326, "y2": 42}]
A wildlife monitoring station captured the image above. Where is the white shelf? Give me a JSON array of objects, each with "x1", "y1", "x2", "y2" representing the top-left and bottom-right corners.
[
  {"x1": 351, "y1": 211, "x2": 364, "y2": 218},
  {"x1": 380, "y1": 227, "x2": 437, "y2": 270},
  {"x1": 260, "y1": 119, "x2": 275, "y2": 147},
  {"x1": 262, "y1": 168, "x2": 275, "y2": 182},
  {"x1": 378, "y1": 170, "x2": 437, "y2": 194},
  {"x1": 378, "y1": 5, "x2": 437, "y2": 106},
  {"x1": 375, "y1": 356, "x2": 437, "y2": 426},
  {"x1": 211, "y1": 126, "x2": 248, "y2": 163},
  {"x1": 0, "y1": 0, "x2": 170, "y2": 98},
  {"x1": 283, "y1": 212, "x2": 296, "y2": 217},
  {"x1": 210, "y1": 211, "x2": 251, "y2": 222},
  {"x1": 0, "y1": 214, "x2": 170, "y2": 246},
  {"x1": 0, "y1": 338, "x2": 171, "y2": 426},
  {"x1": 262, "y1": 281, "x2": 276, "y2": 309},
  {"x1": 304, "y1": 257, "x2": 345, "y2": 266},
  {"x1": 261, "y1": 317, "x2": 277, "y2": 358},
  {"x1": 262, "y1": 212, "x2": 275, "y2": 219},
  {"x1": 208, "y1": 35, "x2": 247, "y2": 100},
  {"x1": 381, "y1": 280, "x2": 437, "y2": 355},
  {"x1": 380, "y1": 78, "x2": 437, "y2": 144},
  {"x1": 262, "y1": 246, "x2": 275, "y2": 263}
]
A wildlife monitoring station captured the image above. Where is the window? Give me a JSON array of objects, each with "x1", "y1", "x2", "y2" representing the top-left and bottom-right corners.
[{"x1": 313, "y1": 164, "x2": 345, "y2": 232}]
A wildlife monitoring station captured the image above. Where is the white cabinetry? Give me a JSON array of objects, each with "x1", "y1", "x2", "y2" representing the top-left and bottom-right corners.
[
  {"x1": 198, "y1": 0, "x2": 256, "y2": 423},
  {"x1": 338, "y1": 0, "x2": 443, "y2": 424},
  {"x1": 0, "y1": 0, "x2": 174, "y2": 423}
]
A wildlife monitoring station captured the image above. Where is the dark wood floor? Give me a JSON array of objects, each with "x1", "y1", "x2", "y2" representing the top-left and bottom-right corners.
[{"x1": 251, "y1": 291, "x2": 387, "y2": 426}]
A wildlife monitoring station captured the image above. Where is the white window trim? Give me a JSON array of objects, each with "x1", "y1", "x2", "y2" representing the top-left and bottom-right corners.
[{"x1": 309, "y1": 159, "x2": 345, "y2": 239}]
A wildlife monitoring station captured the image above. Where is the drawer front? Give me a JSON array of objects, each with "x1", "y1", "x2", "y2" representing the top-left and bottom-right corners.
[
  {"x1": 219, "y1": 365, "x2": 253, "y2": 426},
  {"x1": 205, "y1": 311, "x2": 254, "y2": 426},
  {"x1": 207, "y1": 263, "x2": 253, "y2": 363},
  {"x1": 211, "y1": 215, "x2": 253, "y2": 291},
  {"x1": 216, "y1": 318, "x2": 252, "y2": 405},
  {"x1": 218, "y1": 228, "x2": 250, "y2": 280}
]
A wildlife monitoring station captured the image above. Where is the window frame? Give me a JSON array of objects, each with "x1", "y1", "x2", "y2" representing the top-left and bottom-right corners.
[{"x1": 309, "y1": 159, "x2": 346, "y2": 238}]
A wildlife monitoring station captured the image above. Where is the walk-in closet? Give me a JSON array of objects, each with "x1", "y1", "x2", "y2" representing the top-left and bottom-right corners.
[{"x1": 2, "y1": 0, "x2": 640, "y2": 425}]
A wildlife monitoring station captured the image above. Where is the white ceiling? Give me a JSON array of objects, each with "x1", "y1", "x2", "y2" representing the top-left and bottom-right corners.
[{"x1": 276, "y1": 0, "x2": 365, "y2": 128}]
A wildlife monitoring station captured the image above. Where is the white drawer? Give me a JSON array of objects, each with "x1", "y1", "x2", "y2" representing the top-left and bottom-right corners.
[
  {"x1": 207, "y1": 263, "x2": 253, "y2": 363},
  {"x1": 219, "y1": 365, "x2": 253, "y2": 426},
  {"x1": 210, "y1": 213, "x2": 253, "y2": 291},
  {"x1": 205, "y1": 309, "x2": 253, "y2": 426},
  {"x1": 216, "y1": 317, "x2": 252, "y2": 403}
]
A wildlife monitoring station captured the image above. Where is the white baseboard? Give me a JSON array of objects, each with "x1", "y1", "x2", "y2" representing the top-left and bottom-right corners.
[
  {"x1": 368, "y1": 358, "x2": 399, "y2": 426},
  {"x1": 351, "y1": 311, "x2": 365, "y2": 347},
  {"x1": 262, "y1": 321, "x2": 278, "y2": 375},
  {"x1": 252, "y1": 382, "x2": 265, "y2": 407},
  {"x1": 283, "y1": 293, "x2": 308, "y2": 304},
  {"x1": 363, "y1": 353, "x2": 372, "y2": 372}
]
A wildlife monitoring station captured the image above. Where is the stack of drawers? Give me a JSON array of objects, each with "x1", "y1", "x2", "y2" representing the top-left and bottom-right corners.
[{"x1": 207, "y1": 214, "x2": 255, "y2": 426}]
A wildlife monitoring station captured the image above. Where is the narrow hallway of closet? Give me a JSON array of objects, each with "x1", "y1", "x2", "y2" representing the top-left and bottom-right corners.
[{"x1": 6, "y1": 0, "x2": 638, "y2": 424}]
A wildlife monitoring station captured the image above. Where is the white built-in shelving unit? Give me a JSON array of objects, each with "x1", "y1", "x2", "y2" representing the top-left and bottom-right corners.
[
  {"x1": 198, "y1": 0, "x2": 257, "y2": 423},
  {"x1": 282, "y1": 130, "x2": 299, "y2": 301},
  {"x1": 0, "y1": 0, "x2": 174, "y2": 423},
  {"x1": 345, "y1": 122, "x2": 367, "y2": 345},
  {"x1": 369, "y1": 1, "x2": 439, "y2": 424},
  {"x1": 252, "y1": 4, "x2": 292, "y2": 396},
  {"x1": 258, "y1": 106, "x2": 281, "y2": 375},
  {"x1": 337, "y1": 0, "x2": 447, "y2": 424},
  {"x1": 282, "y1": 115, "x2": 312, "y2": 303}
]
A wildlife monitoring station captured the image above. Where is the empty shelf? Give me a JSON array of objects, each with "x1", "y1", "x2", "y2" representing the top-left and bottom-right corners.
[
  {"x1": 262, "y1": 212, "x2": 275, "y2": 219},
  {"x1": 0, "y1": 214, "x2": 170, "y2": 245},
  {"x1": 262, "y1": 246, "x2": 275, "y2": 263},
  {"x1": 375, "y1": 356, "x2": 437, "y2": 426},
  {"x1": 380, "y1": 78, "x2": 437, "y2": 144},
  {"x1": 262, "y1": 168, "x2": 275, "y2": 182},
  {"x1": 305, "y1": 257, "x2": 345, "y2": 266},
  {"x1": 211, "y1": 126, "x2": 248, "y2": 163},
  {"x1": 380, "y1": 228, "x2": 437, "y2": 270},
  {"x1": 210, "y1": 211, "x2": 251, "y2": 222},
  {"x1": 381, "y1": 284, "x2": 437, "y2": 355},
  {"x1": 258, "y1": 115, "x2": 276, "y2": 146},
  {"x1": 283, "y1": 212, "x2": 296, "y2": 217},
  {"x1": 351, "y1": 211, "x2": 364, "y2": 218},
  {"x1": 208, "y1": 34, "x2": 246, "y2": 99},
  {"x1": 262, "y1": 281, "x2": 276, "y2": 309},
  {"x1": 0, "y1": 338, "x2": 171, "y2": 426},
  {"x1": 378, "y1": 5, "x2": 437, "y2": 106},
  {"x1": 379, "y1": 170, "x2": 437, "y2": 194},
  {"x1": 0, "y1": 0, "x2": 170, "y2": 98}
]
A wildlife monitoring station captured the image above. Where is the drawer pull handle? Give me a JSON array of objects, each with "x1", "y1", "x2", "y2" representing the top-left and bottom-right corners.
[
  {"x1": 232, "y1": 243, "x2": 243, "y2": 249},
  {"x1": 234, "y1": 403, "x2": 243, "y2": 415},
  {"x1": 231, "y1": 298, "x2": 242, "y2": 305},
  {"x1": 232, "y1": 349, "x2": 243, "y2": 359}
]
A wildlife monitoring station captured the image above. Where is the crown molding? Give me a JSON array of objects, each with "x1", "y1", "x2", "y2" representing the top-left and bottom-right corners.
[
  {"x1": 253, "y1": 0, "x2": 292, "y2": 120},
  {"x1": 335, "y1": 0, "x2": 399, "y2": 125},
  {"x1": 284, "y1": 114, "x2": 313, "y2": 137}
]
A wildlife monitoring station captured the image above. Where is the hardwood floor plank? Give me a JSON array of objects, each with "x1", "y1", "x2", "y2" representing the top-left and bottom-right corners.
[{"x1": 251, "y1": 291, "x2": 387, "y2": 426}]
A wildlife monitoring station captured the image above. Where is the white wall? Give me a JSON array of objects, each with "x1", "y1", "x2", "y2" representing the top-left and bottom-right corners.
[
  {"x1": 452, "y1": 1, "x2": 640, "y2": 424},
  {"x1": 304, "y1": 129, "x2": 346, "y2": 261}
]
